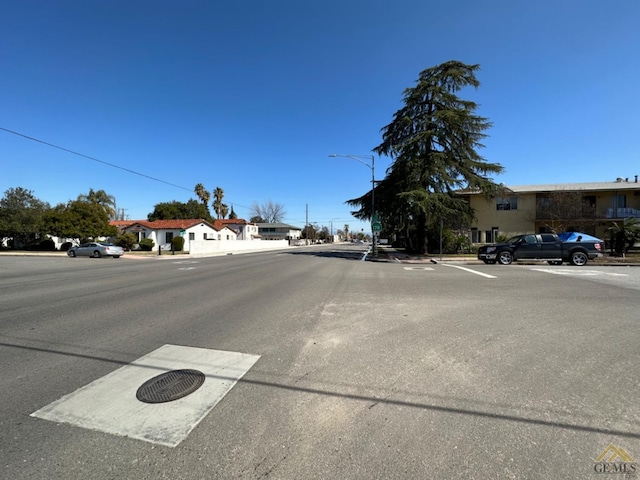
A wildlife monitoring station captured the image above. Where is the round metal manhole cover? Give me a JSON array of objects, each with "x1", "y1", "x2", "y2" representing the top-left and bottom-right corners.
[{"x1": 136, "y1": 369, "x2": 206, "y2": 404}]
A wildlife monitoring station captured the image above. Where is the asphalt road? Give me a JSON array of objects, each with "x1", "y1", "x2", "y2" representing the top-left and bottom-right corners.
[{"x1": 1, "y1": 245, "x2": 639, "y2": 479}]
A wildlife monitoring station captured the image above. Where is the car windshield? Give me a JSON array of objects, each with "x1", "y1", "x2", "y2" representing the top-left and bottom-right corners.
[
  {"x1": 505, "y1": 235, "x2": 524, "y2": 244},
  {"x1": 100, "y1": 243, "x2": 115, "y2": 246}
]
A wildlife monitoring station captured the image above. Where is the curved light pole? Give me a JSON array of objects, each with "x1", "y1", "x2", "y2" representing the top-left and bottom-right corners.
[{"x1": 328, "y1": 153, "x2": 376, "y2": 258}]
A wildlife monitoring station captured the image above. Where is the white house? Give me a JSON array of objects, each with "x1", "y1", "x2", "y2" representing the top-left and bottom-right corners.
[
  {"x1": 215, "y1": 219, "x2": 261, "y2": 240},
  {"x1": 115, "y1": 219, "x2": 236, "y2": 252}
]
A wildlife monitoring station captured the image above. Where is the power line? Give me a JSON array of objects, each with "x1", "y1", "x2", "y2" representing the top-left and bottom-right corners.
[
  {"x1": 1, "y1": 127, "x2": 193, "y2": 192},
  {"x1": 0, "y1": 126, "x2": 254, "y2": 211}
]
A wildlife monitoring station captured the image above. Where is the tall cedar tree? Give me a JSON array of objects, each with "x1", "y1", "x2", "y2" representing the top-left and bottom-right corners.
[{"x1": 350, "y1": 61, "x2": 503, "y2": 253}]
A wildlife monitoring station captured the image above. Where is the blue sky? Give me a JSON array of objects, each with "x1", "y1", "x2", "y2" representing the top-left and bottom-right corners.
[{"x1": 2, "y1": 1, "x2": 639, "y2": 233}]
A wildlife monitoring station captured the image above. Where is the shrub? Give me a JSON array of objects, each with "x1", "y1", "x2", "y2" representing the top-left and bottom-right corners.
[
  {"x1": 139, "y1": 238, "x2": 155, "y2": 251},
  {"x1": 171, "y1": 236, "x2": 185, "y2": 251},
  {"x1": 116, "y1": 233, "x2": 137, "y2": 251}
]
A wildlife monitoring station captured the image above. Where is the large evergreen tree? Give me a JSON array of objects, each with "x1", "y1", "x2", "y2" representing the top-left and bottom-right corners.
[{"x1": 349, "y1": 60, "x2": 503, "y2": 253}]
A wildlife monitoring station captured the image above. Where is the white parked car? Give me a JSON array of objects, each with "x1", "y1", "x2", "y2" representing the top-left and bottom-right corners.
[{"x1": 67, "y1": 242, "x2": 124, "y2": 258}]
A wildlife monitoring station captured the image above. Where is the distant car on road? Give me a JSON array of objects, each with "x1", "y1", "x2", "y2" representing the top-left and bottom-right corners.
[{"x1": 67, "y1": 242, "x2": 124, "y2": 259}]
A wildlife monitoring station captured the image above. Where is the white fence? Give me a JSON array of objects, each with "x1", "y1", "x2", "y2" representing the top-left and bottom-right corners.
[{"x1": 188, "y1": 239, "x2": 289, "y2": 256}]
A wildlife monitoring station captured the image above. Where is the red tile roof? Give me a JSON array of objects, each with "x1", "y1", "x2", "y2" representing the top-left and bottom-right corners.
[
  {"x1": 112, "y1": 219, "x2": 215, "y2": 230},
  {"x1": 109, "y1": 218, "x2": 251, "y2": 232}
]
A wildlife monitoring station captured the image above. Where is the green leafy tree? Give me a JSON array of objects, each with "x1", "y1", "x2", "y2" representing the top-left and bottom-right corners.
[
  {"x1": 0, "y1": 187, "x2": 50, "y2": 248},
  {"x1": 228, "y1": 205, "x2": 238, "y2": 219},
  {"x1": 77, "y1": 189, "x2": 117, "y2": 220},
  {"x1": 147, "y1": 200, "x2": 212, "y2": 221},
  {"x1": 349, "y1": 61, "x2": 503, "y2": 254},
  {"x1": 44, "y1": 200, "x2": 116, "y2": 242}
]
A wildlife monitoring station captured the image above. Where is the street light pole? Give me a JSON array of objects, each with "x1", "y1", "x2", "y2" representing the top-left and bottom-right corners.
[{"x1": 328, "y1": 153, "x2": 377, "y2": 258}]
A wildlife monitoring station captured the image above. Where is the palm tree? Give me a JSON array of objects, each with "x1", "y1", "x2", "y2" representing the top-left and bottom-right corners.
[
  {"x1": 77, "y1": 189, "x2": 117, "y2": 220},
  {"x1": 608, "y1": 217, "x2": 640, "y2": 255},
  {"x1": 194, "y1": 183, "x2": 210, "y2": 206},
  {"x1": 213, "y1": 187, "x2": 225, "y2": 219}
]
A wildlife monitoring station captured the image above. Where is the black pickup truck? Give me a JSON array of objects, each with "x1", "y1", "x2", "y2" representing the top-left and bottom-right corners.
[{"x1": 477, "y1": 232, "x2": 605, "y2": 266}]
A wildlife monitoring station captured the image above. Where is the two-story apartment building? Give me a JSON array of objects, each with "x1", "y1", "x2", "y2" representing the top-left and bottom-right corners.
[
  {"x1": 255, "y1": 223, "x2": 302, "y2": 240},
  {"x1": 458, "y1": 177, "x2": 640, "y2": 244}
]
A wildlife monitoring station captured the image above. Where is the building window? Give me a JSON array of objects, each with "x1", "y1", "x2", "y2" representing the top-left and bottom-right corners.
[
  {"x1": 165, "y1": 232, "x2": 173, "y2": 243},
  {"x1": 496, "y1": 196, "x2": 517, "y2": 210},
  {"x1": 218, "y1": 234, "x2": 221, "y2": 240},
  {"x1": 611, "y1": 195, "x2": 627, "y2": 209},
  {"x1": 189, "y1": 233, "x2": 195, "y2": 241},
  {"x1": 471, "y1": 228, "x2": 480, "y2": 243},
  {"x1": 203, "y1": 233, "x2": 207, "y2": 240},
  {"x1": 226, "y1": 235, "x2": 230, "y2": 240}
]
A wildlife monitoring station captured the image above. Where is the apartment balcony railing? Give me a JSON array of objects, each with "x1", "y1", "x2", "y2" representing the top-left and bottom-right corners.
[
  {"x1": 605, "y1": 207, "x2": 640, "y2": 219},
  {"x1": 535, "y1": 207, "x2": 640, "y2": 220}
]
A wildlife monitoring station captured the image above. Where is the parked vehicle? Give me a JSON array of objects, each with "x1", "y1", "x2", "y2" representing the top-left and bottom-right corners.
[
  {"x1": 477, "y1": 232, "x2": 604, "y2": 266},
  {"x1": 67, "y1": 242, "x2": 124, "y2": 258}
]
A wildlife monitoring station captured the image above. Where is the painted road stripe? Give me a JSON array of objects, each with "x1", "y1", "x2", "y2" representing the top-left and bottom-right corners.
[
  {"x1": 441, "y1": 264, "x2": 497, "y2": 278},
  {"x1": 403, "y1": 266, "x2": 435, "y2": 271},
  {"x1": 531, "y1": 268, "x2": 628, "y2": 277},
  {"x1": 31, "y1": 344, "x2": 260, "y2": 447}
]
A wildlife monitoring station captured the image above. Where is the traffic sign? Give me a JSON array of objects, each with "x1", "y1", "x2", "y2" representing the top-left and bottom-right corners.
[{"x1": 372, "y1": 221, "x2": 382, "y2": 232}]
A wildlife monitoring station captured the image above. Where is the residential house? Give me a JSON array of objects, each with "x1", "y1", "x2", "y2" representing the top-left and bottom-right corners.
[
  {"x1": 255, "y1": 223, "x2": 302, "y2": 241},
  {"x1": 214, "y1": 219, "x2": 260, "y2": 240},
  {"x1": 114, "y1": 219, "x2": 236, "y2": 252},
  {"x1": 458, "y1": 177, "x2": 640, "y2": 244}
]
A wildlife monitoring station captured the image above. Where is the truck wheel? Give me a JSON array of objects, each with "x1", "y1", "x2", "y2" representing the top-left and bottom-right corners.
[
  {"x1": 570, "y1": 251, "x2": 588, "y2": 266},
  {"x1": 497, "y1": 251, "x2": 513, "y2": 265}
]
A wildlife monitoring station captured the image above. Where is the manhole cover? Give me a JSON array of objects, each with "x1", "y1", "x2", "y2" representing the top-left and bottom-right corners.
[{"x1": 136, "y1": 369, "x2": 206, "y2": 404}]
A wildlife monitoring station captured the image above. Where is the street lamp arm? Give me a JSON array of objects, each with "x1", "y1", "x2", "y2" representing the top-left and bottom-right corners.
[{"x1": 328, "y1": 153, "x2": 374, "y2": 170}]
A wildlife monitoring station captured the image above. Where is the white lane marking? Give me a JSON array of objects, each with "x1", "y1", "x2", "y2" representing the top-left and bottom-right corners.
[
  {"x1": 31, "y1": 345, "x2": 260, "y2": 447},
  {"x1": 441, "y1": 264, "x2": 497, "y2": 278},
  {"x1": 173, "y1": 261, "x2": 199, "y2": 264},
  {"x1": 403, "y1": 266, "x2": 435, "y2": 271},
  {"x1": 531, "y1": 268, "x2": 628, "y2": 277},
  {"x1": 178, "y1": 267, "x2": 196, "y2": 270}
]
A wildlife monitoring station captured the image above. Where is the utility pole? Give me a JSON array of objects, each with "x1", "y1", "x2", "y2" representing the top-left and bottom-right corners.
[{"x1": 305, "y1": 203, "x2": 309, "y2": 246}]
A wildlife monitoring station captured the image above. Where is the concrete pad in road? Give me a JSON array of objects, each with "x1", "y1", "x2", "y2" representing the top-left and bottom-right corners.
[{"x1": 31, "y1": 344, "x2": 260, "y2": 447}]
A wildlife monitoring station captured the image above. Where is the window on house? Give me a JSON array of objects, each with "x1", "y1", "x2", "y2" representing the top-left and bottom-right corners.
[
  {"x1": 492, "y1": 227, "x2": 499, "y2": 242},
  {"x1": 496, "y1": 196, "x2": 518, "y2": 210},
  {"x1": 226, "y1": 235, "x2": 230, "y2": 240},
  {"x1": 203, "y1": 233, "x2": 207, "y2": 240},
  {"x1": 611, "y1": 195, "x2": 627, "y2": 208},
  {"x1": 485, "y1": 230, "x2": 494, "y2": 243},
  {"x1": 165, "y1": 232, "x2": 173, "y2": 243},
  {"x1": 471, "y1": 228, "x2": 480, "y2": 243},
  {"x1": 189, "y1": 233, "x2": 195, "y2": 241},
  {"x1": 218, "y1": 234, "x2": 221, "y2": 240}
]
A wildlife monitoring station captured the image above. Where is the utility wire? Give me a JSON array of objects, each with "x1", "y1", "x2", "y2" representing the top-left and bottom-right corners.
[
  {"x1": 1, "y1": 126, "x2": 192, "y2": 192},
  {"x1": 0, "y1": 126, "x2": 253, "y2": 211}
]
